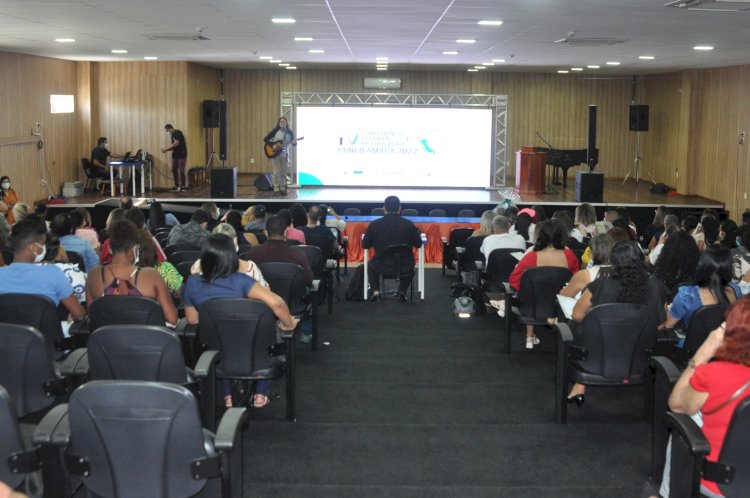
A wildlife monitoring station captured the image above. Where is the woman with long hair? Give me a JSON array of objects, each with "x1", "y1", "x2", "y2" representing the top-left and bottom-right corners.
[
  {"x1": 182, "y1": 234, "x2": 297, "y2": 408},
  {"x1": 660, "y1": 244, "x2": 741, "y2": 332},
  {"x1": 223, "y1": 209, "x2": 260, "y2": 247},
  {"x1": 472, "y1": 210, "x2": 495, "y2": 237},
  {"x1": 559, "y1": 233, "x2": 614, "y2": 299},
  {"x1": 574, "y1": 203, "x2": 597, "y2": 238},
  {"x1": 568, "y1": 240, "x2": 668, "y2": 404},
  {"x1": 667, "y1": 297, "x2": 750, "y2": 498},
  {"x1": 654, "y1": 231, "x2": 701, "y2": 296},
  {"x1": 695, "y1": 215, "x2": 720, "y2": 252},
  {"x1": 719, "y1": 219, "x2": 738, "y2": 250},
  {"x1": 510, "y1": 219, "x2": 579, "y2": 349},
  {"x1": 512, "y1": 212, "x2": 533, "y2": 243},
  {"x1": 0, "y1": 176, "x2": 20, "y2": 225}
]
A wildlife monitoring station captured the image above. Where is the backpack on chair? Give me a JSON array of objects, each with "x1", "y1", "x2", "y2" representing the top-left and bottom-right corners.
[{"x1": 345, "y1": 265, "x2": 366, "y2": 301}]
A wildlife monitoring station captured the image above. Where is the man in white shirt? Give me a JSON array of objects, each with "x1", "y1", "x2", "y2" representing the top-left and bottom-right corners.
[{"x1": 480, "y1": 215, "x2": 526, "y2": 260}]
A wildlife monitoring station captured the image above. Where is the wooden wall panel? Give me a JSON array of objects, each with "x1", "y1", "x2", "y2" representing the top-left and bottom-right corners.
[
  {"x1": 0, "y1": 51, "x2": 78, "y2": 203},
  {"x1": 641, "y1": 73, "x2": 684, "y2": 187},
  {"x1": 186, "y1": 63, "x2": 221, "y2": 169}
]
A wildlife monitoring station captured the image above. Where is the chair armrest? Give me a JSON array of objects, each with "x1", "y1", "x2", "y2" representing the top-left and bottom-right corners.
[
  {"x1": 68, "y1": 317, "x2": 90, "y2": 336},
  {"x1": 194, "y1": 350, "x2": 220, "y2": 378},
  {"x1": 325, "y1": 259, "x2": 336, "y2": 270},
  {"x1": 456, "y1": 247, "x2": 466, "y2": 254},
  {"x1": 59, "y1": 348, "x2": 89, "y2": 377},
  {"x1": 311, "y1": 280, "x2": 320, "y2": 292},
  {"x1": 174, "y1": 318, "x2": 198, "y2": 338},
  {"x1": 502, "y1": 282, "x2": 513, "y2": 295},
  {"x1": 666, "y1": 412, "x2": 710, "y2": 456},
  {"x1": 32, "y1": 405, "x2": 70, "y2": 447},
  {"x1": 555, "y1": 322, "x2": 575, "y2": 344},
  {"x1": 214, "y1": 407, "x2": 248, "y2": 452},
  {"x1": 649, "y1": 356, "x2": 682, "y2": 384},
  {"x1": 475, "y1": 261, "x2": 484, "y2": 271}
]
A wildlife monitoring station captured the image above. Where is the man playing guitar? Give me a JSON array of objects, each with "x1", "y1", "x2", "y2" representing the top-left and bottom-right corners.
[{"x1": 263, "y1": 117, "x2": 297, "y2": 194}]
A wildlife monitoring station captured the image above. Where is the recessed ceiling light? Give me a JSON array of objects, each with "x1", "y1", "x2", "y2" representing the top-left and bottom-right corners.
[
  {"x1": 571, "y1": 67, "x2": 584, "y2": 71},
  {"x1": 376, "y1": 67, "x2": 388, "y2": 71},
  {"x1": 482, "y1": 62, "x2": 494, "y2": 66},
  {"x1": 286, "y1": 66, "x2": 297, "y2": 70},
  {"x1": 694, "y1": 45, "x2": 714, "y2": 51},
  {"x1": 456, "y1": 39, "x2": 476, "y2": 44},
  {"x1": 639, "y1": 55, "x2": 655, "y2": 60},
  {"x1": 309, "y1": 49, "x2": 325, "y2": 53},
  {"x1": 294, "y1": 37, "x2": 313, "y2": 41},
  {"x1": 278, "y1": 63, "x2": 290, "y2": 66},
  {"x1": 442, "y1": 51, "x2": 458, "y2": 55},
  {"x1": 477, "y1": 20, "x2": 503, "y2": 26},
  {"x1": 376, "y1": 65, "x2": 388, "y2": 69},
  {"x1": 144, "y1": 56, "x2": 158, "y2": 60},
  {"x1": 557, "y1": 70, "x2": 569, "y2": 74},
  {"x1": 587, "y1": 65, "x2": 600, "y2": 69},
  {"x1": 260, "y1": 56, "x2": 273, "y2": 60},
  {"x1": 269, "y1": 59, "x2": 282, "y2": 63},
  {"x1": 491, "y1": 59, "x2": 506, "y2": 63},
  {"x1": 111, "y1": 49, "x2": 128, "y2": 54},
  {"x1": 474, "y1": 66, "x2": 486, "y2": 70},
  {"x1": 375, "y1": 57, "x2": 389, "y2": 61},
  {"x1": 55, "y1": 38, "x2": 75, "y2": 43},
  {"x1": 606, "y1": 61, "x2": 621, "y2": 65},
  {"x1": 468, "y1": 68, "x2": 479, "y2": 72},
  {"x1": 271, "y1": 18, "x2": 296, "y2": 23}
]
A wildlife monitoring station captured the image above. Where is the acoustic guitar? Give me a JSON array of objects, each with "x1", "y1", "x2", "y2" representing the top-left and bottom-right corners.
[{"x1": 264, "y1": 137, "x2": 304, "y2": 158}]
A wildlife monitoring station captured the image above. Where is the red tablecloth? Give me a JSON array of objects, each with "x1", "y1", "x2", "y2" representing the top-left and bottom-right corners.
[{"x1": 344, "y1": 221, "x2": 480, "y2": 263}]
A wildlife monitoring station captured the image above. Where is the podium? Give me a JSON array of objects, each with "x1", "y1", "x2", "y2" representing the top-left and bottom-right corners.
[{"x1": 515, "y1": 147, "x2": 546, "y2": 194}]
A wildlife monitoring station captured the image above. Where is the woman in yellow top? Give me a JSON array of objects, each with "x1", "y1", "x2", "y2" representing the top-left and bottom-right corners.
[{"x1": 0, "y1": 176, "x2": 19, "y2": 225}]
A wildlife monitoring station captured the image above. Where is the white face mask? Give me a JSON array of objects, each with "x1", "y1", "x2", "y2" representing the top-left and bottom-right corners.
[
  {"x1": 1, "y1": 182, "x2": 9, "y2": 190},
  {"x1": 103, "y1": 143, "x2": 109, "y2": 150},
  {"x1": 234, "y1": 239, "x2": 240, "y2": 252},
  {"x1": 133, "y1": 246, "x2": 140, "y2": 265},
  {"x1": 33, "y1": 242, "x2": 46, "y2": 263}
]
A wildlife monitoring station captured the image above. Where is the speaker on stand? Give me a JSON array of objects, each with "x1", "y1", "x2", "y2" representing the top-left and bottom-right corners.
[{"x1": 624, "y1": 104, "x2": 656, "y2": 185}]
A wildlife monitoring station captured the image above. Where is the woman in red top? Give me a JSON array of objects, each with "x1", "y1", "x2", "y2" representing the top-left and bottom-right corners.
[
  {"x1": 668, "y1": 296, "x2": 750, "y2": 498},
  {"x1": 509, "y1": 219, "x2": 578, "y2": 349}
]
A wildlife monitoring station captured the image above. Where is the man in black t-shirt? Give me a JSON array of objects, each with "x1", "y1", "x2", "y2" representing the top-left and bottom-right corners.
[
  {"x1": 90, "y1": 136, "x2": 122, "y2": 178},
  {"x1": 161, "y1": 124, "x2": 188, "y2": 192}
]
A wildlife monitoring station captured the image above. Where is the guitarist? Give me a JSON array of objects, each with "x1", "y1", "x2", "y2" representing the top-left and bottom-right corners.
[{"x1": 263, "y1": 117, "x2": 297, "y2": 194}]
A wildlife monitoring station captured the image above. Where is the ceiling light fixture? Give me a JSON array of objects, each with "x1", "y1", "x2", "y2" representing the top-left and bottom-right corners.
[
  {"x1": 294, "y1": 37, "x2": 313, "y2": 41},
  {"x1": 286, "y1": 66, "x2": 297, "y2": 70},
  {"x1": 55, "y1": 38, "x2": 75, "y2": 43},
  {"x1": 606, "y1": 61, "x2": 621, "y2": 65},
  {"x1": 111, "y1": 49, "x2": 128, "y2": 54},
  {"x1": 474, "y1": 66, "x2": 486, "y2": 70},
  {"x1": 482, "y1": 62, "x2": 494, "y2": 66},
  {"x1": 468, "y1": 69, "x2": 478, "y2": 72},
  {"x1": 279, "y1": 63, "x2": 290, "y2": 66},
  {"x1": 269, "y1": 59, "x2": 282, "y2": 63},
  {"x1": 309, "y1": 49, "x2": 325, "y2": 53},
  {"x1": 639, "y1": 55, "x2": 655, "y2": 60},
  {"x1": 271, "y1": 18, "x2": 296, "y2": 24},
  {"x1": 442, "y1": 51, "x2": 458, "y2": 55},
  {"x1": 375, "y1": 57, "x2": 389, "y2": 61},
  {"x1": 571, "y1": 67, "x2": 584, "y2": 71},
  {"x1": 587, "y1": 65, "x2": 600, "y2": 69},
  {"x1": 491, "y1": 59, "x2": 506, "y2": 63},
  {"x1": 144, "y1": 56, "x2": 158, "y2": 60},
  {"x1": 260, "y1": 56, "x2": 273, "y2": 60},
  {"x1": 376, "y1": 67, "x2": 387, "y2": 71},
  {"x1": 456, "y1": 39, "x2": 476, "y2": 44},
  {"x1": 557, "y1": 70, "x2": 569, "y2": 73},
  {"x1": 693, "y1": 45, "x2": 714, "y2": 51},
  {"x1": 478, "y1": 20, "x2": 503, "y2": 26}
]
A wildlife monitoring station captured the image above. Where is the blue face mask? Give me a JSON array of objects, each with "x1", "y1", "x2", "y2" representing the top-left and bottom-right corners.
[{"x1": 737, "y1": 236, "x2": 743, "y2": 248}]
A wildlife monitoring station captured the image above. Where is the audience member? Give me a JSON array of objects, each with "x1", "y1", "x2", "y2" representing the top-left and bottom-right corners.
[
  {"x1": 167, "y1": 209, "x2": 210, "y2": 247},
  {"x1": 50, "y1": 213, "x2": 99, "y2": 272},
  {"x1": 243, "y1": 215, "x2": 313, "y2": 286},
  {"x1": 0, "y1": 218, "x2": 85, "y2": 321},
  {"x1": 641, "y1": 206, "x2": 669, "y2": 249},
  {"x1": 40, "y1": 233, "x2": 86, "y2": 303},
  {"x1": 320, "y1": 204, "x2": 346, "y2": 232},
  {"x1": 530, "y1": 205, "x2": 548, "y2": 222},
  {"x1": 362, "y1": 196, "x2": 422, "y2": 302},
  {"x1": 200, "y1": 202, "x2": 221, "y2": 231},
  {"x1": 0, "y1": 176, "x2": 20, "y2": 225},
  {"x1": 136, "y1": 230, "x2": 182, "y2": 295},
  {"x1": 580, "y1": 221, "x2": 614, "y2": 267},
  {"x1": 146, "y1": 201, "x2": 179, "y2": 230},
  {"x1": 666, "y1": 298, "x2": 750, "y2": 498},
  {"x1": 509, "y1": 219, "x2": 579, "y2": 349},
  {"x1": 511, "y1": 212, "x2": 533, "y2": 243},
  {"x1": 654, "y1": 230, "x2": 701, "y2": 298},
  {"x1": 299, "y1": 205, "x2": 339, "y2": 257},
  {"x1": 29, "y1": 202, "x2": 48, "y2": 224},
  {"x1": 243, "y1": 204, "x2": 267, "y2": 232},
  {"x1": 85, "y1": 219, "x2": 178, "y2": 326},
  {"x1": 100, "y1": 207, "x2": 126, "y2": 244},
  {"x1": 124, "y1": 207, "x2": 166, "y2": 261},
  {"x1": 719, "y1": 219, "x2": 738, "y2": 250},
  {"x1": 553, "y1": 210, "x2": 583, "y2": 246},
  {"x1": 70, "y1": 207, "x2": 100, "y2": 254},
  {"x1": 119, "y1": 195, "x2": 133, "y2": 210},
  {"x1": 607, "y1": 227, "x2": 630, "y2": 244},
  {"x1": 289, "y1": 203, "x2": 308, "y2": 228},
  {"x1": 660, "y1": 244, "x2": 741, "y2": 333},
  {"x1": 277, "y1": 208, "x2": 305, "y2": 244},
  {"x1": 182, "y1": 233, "x2": 298, "y2": 407},
  {"x1": 191, "y1": 223, "x2": 268, "y2": 288},
  {"x1": 681, "y1": 214, "x2": 699, "y2": 235},
  {"x1": 480, "y1": 215, "x2": 526, "y2": 260},
  {"x1": 732, "y1": 225, "x2": 750, "y2": 284},
  {"x1": 503, "y1": 205, "x2": 520, "y2": 224},
  {"x1": 603, "y1": 209, "x2": 619, "y2": 224},
  {"x1": 472, "y1": 210, "x2": 495, "y2": 237},
  {"x1": 648, "y1": 221, "x2": 680, "y2": 265},
  {"x1": 223, "y1": 209, "x2": 260, "y2": 247},
  {"x1": 574, "y1": 203, "x2": 597, "y2": 238},
  {"x1": 11, "y1": 203, "x2": 28, "y2": 224},
  {"x1": 568, "y1": 241, "x2": 668, "y2": 403},
  {"x1": 615, "y1": 206, "x2": 638, "y2": 238},
  {"x1": 695, "y1": 214, "x2": 720, "y2": 251},
  {"x1": 560, "y1": 233, "x2": 614, "y2": 299}
]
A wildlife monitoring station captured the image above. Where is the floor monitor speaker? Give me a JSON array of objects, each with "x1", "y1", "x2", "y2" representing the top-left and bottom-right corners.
[
  {"x1": 253, "y1": 173, "x2": 274, "y2": 192},
  {"x1": 211, "y1": 167, "x2": 237, "y2": 198},
  {"x1": 629, "y1": 105, "x2": 649, "y2": 132},
  {"x1": 575, "y1": 171, "x2": 604, "y2": 203}
]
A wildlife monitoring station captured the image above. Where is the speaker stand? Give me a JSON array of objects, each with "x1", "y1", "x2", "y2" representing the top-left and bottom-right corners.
[
  {"x1": 622, "y1": 131, "x2": 656, "y2": 186},
  {"x1": 204, "y1": 152, "x2": 223, "y2": 188}
]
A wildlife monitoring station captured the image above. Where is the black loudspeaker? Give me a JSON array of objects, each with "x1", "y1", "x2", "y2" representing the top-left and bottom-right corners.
[
  {"x1": 202, "y1": 100, "x2": 221, "y2": 128},
  {"x1": 253, "y1": 173, "x2": 274, "y2": 192},
  {"x1": 629, "y1": 105, "x2": 649, "y2": 132},
  {"x1": 587, "y1": 105, "x2": 597, "y2": 171},
  {"x1": 575, "y1": 171, "x2": 604, "y2": 203},
  {"x1": 211, "y1": 167, "x2": 237, "y2": 198},
  {"x1": 218, "y1": 100, "x2": 227, "y2": 160}
]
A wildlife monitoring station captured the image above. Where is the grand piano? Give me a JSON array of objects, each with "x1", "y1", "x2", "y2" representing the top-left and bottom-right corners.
[{"x1": 533, "y1": 146, "x2": 598, "y2": 188}]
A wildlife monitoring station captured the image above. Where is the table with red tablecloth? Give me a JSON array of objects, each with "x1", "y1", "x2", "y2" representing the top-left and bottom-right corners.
[{"x1": 343, "y1": 217, "x2": 480, "y2": 263}]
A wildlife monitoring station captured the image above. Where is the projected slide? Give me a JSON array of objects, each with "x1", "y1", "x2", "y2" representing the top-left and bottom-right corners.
[{"x1": 295, "y1": 106, "x2": 493, "y2": 188}]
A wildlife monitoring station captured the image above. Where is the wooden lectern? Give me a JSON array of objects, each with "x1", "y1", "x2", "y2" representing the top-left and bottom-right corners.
[{"x1": 515, "y1": 147, "x2": 546, "y2": 194}]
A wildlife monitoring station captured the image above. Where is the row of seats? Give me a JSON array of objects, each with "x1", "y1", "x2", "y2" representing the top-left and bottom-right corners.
[{"x1": 342, "y1": 207, "x2": 475, "y2": 217}]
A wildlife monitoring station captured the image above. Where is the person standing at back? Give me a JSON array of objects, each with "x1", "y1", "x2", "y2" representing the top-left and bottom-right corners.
[
  {"x1": 362, "y1": 196, "x2": 422, "y2": 302},
  {"x1": 161, "y1": 124, "x2": 187, "y2": 192}
]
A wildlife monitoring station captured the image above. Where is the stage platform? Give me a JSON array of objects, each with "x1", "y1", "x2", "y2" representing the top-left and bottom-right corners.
[{"x1": 59, "y1": 174, "x2": 722, "y2": 214}]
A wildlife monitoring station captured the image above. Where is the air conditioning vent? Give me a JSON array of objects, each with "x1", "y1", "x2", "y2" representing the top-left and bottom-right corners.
[
  {"x1": 665, "y1": 0, "x2": 750, "y2": 10},
  {"x1": 554, "y1": 37, "x2": 628, "y2": 47},
  {"x1": 147, "y1": 33, "x2": 212, "y2": 41}
]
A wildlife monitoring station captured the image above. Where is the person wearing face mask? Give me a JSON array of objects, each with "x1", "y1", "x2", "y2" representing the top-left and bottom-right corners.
[
  {"x1": 90, "y1": 137, "x2": 123, "y2": 180},
  {"x1": 50, "y1": 213, "x2": 99, "y2": 273},
  {"x1": 161, "y1": 124, "x2": 188, "y2": 192},
  {"x1": 0, "y1": 176, "x2": 20, "y2": 225},
  {"x1": 0, "y1": 218, "x2": 85, "y2": 321},
  {"x1": 85, "y1": 219, "x2": 178, "y2": 326}
]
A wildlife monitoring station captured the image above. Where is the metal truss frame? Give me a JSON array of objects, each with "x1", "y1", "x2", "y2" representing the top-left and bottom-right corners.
[{"x1": 280, "y1": 92, "x2": 508, "y2": 187}]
